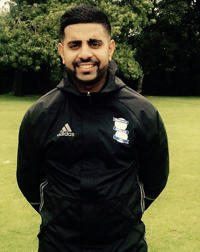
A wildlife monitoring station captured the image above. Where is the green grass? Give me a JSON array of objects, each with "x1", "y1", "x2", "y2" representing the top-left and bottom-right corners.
[
  {"x1": 0, "y1": 94, "x2": 200, "y2": 251},
  {"x1": 144, "y1": 96, "x2": 200, "y2": 251}
]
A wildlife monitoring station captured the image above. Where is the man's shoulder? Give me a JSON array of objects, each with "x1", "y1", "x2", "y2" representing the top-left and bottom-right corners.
[
  {"x1": 117, "y1": 84, "x2": 166, "y2": 143},
  {"x1": 29, "y1": 87, "x2": 64, "y2": 114},
  {"x1": 118, "y1": 84, "x2": 156, "y2": 114},
  {"x1": 23, "y1": 86, "x2": 65, "y2": 126}
]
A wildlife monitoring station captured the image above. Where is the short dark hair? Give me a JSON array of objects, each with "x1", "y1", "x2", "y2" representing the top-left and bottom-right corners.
[{"x1": 59, "y1": 5, "x2": 111, "y2": 41}]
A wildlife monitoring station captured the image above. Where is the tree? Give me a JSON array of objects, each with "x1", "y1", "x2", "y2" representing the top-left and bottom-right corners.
[
  {"x1": 0, "y1": 0, "x2": 153, "y2": 95},
  {"x1": 0, "y1": 1, "x2": 68, "y2": 95},
  {"x1": 135, "y1": 0, "x2": 200, "y2": 95}
]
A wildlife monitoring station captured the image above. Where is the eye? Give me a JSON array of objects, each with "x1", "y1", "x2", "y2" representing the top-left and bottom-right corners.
[
  {"x1": 88, "y1": 39, "x2": 102, "y2": 48},
  {"x1": 68, "y1": 41, "x2": 81, "y2": 50}
]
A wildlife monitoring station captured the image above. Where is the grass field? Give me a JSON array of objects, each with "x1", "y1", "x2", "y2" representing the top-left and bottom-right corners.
[{"x1": 0, "y1": 94, "x2": 200, "y2": 251}]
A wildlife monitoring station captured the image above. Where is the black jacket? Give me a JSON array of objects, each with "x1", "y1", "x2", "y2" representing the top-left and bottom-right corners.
[{"x1": 17, "y1": 63, "x2": 169, "y2": 251}]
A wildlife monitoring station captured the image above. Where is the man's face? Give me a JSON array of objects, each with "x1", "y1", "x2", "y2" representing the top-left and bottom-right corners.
[{"x1": 58, "y1": 23, "x2": 115, "y2": 86}]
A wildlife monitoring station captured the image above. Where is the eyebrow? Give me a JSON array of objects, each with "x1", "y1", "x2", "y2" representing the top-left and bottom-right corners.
[{"x1": 67, "y1": 39, "x2": 103, "y2": 45}]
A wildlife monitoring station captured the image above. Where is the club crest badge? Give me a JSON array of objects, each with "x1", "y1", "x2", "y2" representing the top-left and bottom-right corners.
[{"x1": 113, "y1": 117, "x2": 129, "y2": 144}]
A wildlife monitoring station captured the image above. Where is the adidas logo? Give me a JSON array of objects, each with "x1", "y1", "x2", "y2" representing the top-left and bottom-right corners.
[{"x1": 57, "y1": 123, "x2": 75, "y2": 137}]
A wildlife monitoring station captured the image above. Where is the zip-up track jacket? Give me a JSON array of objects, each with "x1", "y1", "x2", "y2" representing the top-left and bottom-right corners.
[{"x1": 17, "y1": 63, "x2": 169, "y2": 252}]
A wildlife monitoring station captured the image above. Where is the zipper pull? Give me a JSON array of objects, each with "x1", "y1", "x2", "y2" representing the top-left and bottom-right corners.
[{"x1": 87, "y1": 91, "x2": 92, "y2": 104}]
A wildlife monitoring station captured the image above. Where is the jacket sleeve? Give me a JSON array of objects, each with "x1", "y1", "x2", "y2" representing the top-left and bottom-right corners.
[
  {"x1": 138, "y1": 109, "x2": 169, "y2": 210},
  {"x1": 17, "y1": 111, "x2": 44, "y2": 212}
]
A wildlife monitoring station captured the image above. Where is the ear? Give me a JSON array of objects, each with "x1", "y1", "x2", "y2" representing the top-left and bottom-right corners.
[
  {"x1": 108, "y1": 39, "x2": 115, "y2": 61},
  {"x1": 58, "y1": 43, "x2": 65, "y2": 64}
]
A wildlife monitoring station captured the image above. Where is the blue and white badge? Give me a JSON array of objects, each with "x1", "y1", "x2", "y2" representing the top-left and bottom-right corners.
[{"x1": 113, "y1": 117, "x2": 129, "y2": 144}]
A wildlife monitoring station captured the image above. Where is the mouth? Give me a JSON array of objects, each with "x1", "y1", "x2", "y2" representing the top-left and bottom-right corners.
[
  {"x1": 75, "y1": 63, "x2": 99, "y2": 75},
  {"x1": 78, "y1": 64, "x2": 95, "y2": 69},
  {"x1": 74, "y1": 61, "x2": 100, "y2": 71}
]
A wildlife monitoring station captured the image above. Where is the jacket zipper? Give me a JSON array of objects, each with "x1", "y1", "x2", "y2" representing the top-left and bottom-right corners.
[{"x1": 39, "y1": 180, "x2": 48, "y2": 213}]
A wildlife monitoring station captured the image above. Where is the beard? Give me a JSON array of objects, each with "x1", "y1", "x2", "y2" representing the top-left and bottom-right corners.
[{"x1": 65, "y1": 59, "x2": 108, "y2": 86}]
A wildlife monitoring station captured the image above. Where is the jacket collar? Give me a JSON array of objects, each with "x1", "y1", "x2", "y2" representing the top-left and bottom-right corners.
[{"x1": 57, "y1": 61, "x2": 126, "y2": 96}]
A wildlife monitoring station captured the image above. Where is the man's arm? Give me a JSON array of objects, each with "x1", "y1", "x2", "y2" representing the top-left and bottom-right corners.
[
  {"x1": 17, "y1": 112, "x2": 44, "y2": 212},
  {"x1": 138, "y1": 110, "x2": 169, "y2": 210}
]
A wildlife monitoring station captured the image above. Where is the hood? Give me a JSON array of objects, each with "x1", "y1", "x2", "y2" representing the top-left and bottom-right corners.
[{"x1": 57, "y1": 61, "x2": 126, "y2": 96}]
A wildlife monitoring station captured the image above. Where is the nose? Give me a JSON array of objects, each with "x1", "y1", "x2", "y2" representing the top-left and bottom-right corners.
[{"x1": 78, "y1": 43, "x2": 93, "y2": 60}]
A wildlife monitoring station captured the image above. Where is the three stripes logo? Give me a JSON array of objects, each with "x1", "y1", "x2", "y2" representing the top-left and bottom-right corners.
[{"x1": 57, "y1": 123, "x2": 75, "y2": 137}]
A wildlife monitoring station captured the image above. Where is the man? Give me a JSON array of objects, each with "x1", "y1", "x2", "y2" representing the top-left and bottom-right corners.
[{"x1": 17, "y1": 5, "x2": 169, "y2": 252}]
